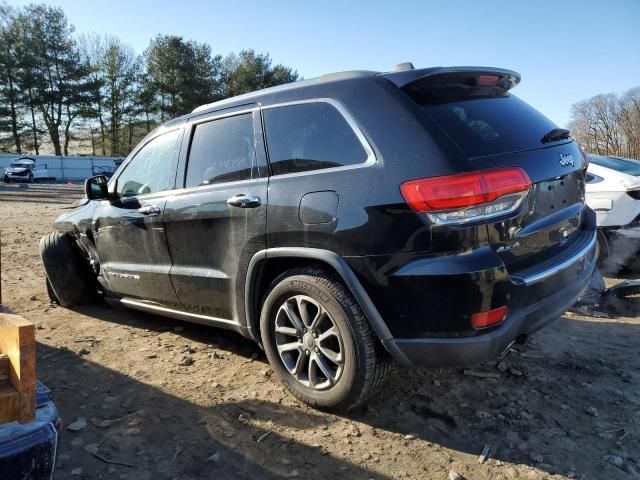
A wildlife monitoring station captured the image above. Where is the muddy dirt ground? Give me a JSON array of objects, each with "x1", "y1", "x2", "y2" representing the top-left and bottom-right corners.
[{"x1": 0, "y1": 183, "x2": 638, "y2": 480}]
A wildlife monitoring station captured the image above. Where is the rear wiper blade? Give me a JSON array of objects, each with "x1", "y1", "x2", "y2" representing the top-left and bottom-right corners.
[{"x1": 541, "y1": 128, "x2": 571, "y2": 143}]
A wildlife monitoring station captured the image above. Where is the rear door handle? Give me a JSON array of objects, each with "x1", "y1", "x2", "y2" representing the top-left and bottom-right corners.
[
  {"x1": 137, "y1": 205, "x2": 162, "y2": 216},
  {"x1": 226, "y1": 194, "x2": 261, "y2": 208}
]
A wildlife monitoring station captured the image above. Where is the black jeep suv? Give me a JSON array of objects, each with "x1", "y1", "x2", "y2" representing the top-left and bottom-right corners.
[{"x1": 41, "y1": 65, "x2": 597, "y2": 410}]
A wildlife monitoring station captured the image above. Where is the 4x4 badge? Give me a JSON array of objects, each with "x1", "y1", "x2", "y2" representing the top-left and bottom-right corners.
[
  {"x1": 559, "y1": 153, "x2": 574, "y2": 167},
  {"x1": 497, "y1": 242, "x2": 520, "y2": 253}
]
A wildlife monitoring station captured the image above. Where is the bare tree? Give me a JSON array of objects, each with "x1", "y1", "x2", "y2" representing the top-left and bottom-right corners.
[
  {"x1": 79, "y1": 34, "x2": 142, "y2": 155},
  {"x1": 78, "y1": 33, "x2": 108, "y2": 155},
  {"x1": 568, "y1": 87, "x2": 640, "y2": 159},
  {"x1": 618, "y1": 87, "x2": 640, "y2": 158}
]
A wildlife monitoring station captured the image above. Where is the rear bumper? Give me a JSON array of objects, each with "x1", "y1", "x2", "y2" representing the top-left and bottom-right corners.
[
  {"x1": 383, "y1": 254, "x2": 595, "y2": 367},
  {"x1": 346, "y1": 228, "x2": 597, "y2": 368}
]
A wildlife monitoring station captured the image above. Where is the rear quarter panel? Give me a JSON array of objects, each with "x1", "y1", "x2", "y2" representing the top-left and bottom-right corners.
[{"x1": 264, "y1": 77, "x2": 469, "y2": 257}]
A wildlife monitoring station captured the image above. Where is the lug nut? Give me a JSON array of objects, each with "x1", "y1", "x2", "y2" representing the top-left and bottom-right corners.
[
  {"x1": 315, "y1": 347, "x2": 319, "y2": 353},
  {"x1": 305, "y1": 350, "x2": 309, "y2": 355}
]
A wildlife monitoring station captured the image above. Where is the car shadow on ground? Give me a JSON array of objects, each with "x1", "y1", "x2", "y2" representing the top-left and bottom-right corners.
[
  {"x1": 354, "y1": 315, "x2": 640, "y2": 478},
  {"x1": 61, "y1": 303, "x2": 640, "y2": 479},
  {"x1": 73, "y1": 303, "x2": 263, "y2": 363},
  {"x1": 37, "y1": 340, "x2": 393, "y2": 479}
]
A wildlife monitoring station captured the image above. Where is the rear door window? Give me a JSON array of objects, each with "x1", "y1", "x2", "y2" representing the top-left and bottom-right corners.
[
  {"x1": 263, "y1": 102, "x2": 368, "y2": 175},
  {"x1": 185, "y1": 113, "x2": 255, "y2": 187}
]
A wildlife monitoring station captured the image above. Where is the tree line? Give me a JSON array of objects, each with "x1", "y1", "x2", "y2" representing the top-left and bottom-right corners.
[
  {"x1": 568, "y1": 86, "x2": 640, "y2": 159},
  {"x1": 0, "y1": 3, "x2": 299, "y2": 156}
]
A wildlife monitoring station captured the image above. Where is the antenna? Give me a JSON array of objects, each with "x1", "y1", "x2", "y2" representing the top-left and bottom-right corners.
[{"x1": 390, "y1": 62, "x2": 415, "y2": 72}]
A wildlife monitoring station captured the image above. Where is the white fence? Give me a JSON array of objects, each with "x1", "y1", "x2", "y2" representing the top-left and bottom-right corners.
[{"x1": 0, "y1": 154, "x2": 122, "y2": 182}]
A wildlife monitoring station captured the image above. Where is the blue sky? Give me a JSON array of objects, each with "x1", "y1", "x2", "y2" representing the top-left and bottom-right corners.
[{"x1": 7, "y1": 0, "x2": 640, "y2": 126}]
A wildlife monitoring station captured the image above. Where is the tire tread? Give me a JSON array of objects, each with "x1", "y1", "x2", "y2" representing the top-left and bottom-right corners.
[
  {"x1": 262, "y1": 267, "x2": 391, "y2": 411},
  {"x1": 39, "y1": 232, "x2": 92, "y2": 307}
]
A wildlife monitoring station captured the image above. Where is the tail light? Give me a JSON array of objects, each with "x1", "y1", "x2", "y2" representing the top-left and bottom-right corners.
[
  {"x1": 400, "y1": 167, "x2": 531, "y2": 225},
  {"x1": 471, "y1": 306, "x2": 508, "y2": 329}
]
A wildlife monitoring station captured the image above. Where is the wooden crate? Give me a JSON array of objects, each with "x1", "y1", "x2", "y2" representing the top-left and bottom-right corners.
[{"x1": 0, "y1": 308, "x2": 35, "y2": 424}]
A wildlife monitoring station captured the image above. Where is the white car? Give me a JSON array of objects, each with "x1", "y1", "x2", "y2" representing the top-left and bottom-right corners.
[
  {"x1": 586, "y1": 154, "x2": 640, "y2": 269},
  {"x1": 3, "y1": 157, "x2": 50, "y2": 183}
]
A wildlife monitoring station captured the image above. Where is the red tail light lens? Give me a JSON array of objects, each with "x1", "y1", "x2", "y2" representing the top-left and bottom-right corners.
[
  {"x1": 471, "y1": 306, "x2": 508, "y2": 329},
  {"x1": 478, "y1": 75, "x2": 500, "y2": 85},
  {"x1": 401, "y1": 167, "x2": 531, "y2": 212},
  {"x1": 400, "y1": 168, "x2": 531, "y2": 224}
]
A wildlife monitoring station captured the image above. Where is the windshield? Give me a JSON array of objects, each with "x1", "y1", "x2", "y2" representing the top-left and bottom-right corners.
[
  {"x1": 588, "y1": 154, "x2": 640, "y2": 176},
  {"x1": 10, "y1": 161, "x2": 32, "y2": 168}
]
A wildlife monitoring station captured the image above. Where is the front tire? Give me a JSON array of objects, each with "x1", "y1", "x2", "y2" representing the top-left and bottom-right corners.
[
  {"x1": 260, "y1": 268, "x2": 390, "y2": 411},
  {"x1": 39, "y1": 232, "x2": 94, "y2": 307}
]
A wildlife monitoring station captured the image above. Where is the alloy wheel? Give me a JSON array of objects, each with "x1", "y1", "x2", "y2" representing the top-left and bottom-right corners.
[{"x1": 273, "y1": 295, "x2": 344, "y2": 390}]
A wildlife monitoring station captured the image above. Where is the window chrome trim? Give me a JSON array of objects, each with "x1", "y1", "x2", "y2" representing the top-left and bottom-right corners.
[
  {"x1": 166, "y1": 176, "x2": 267, "y2": 198},
  {"x1": 189, "y1": 106, "x2": 259, "y2": 126},
  {"x1": 260, "y1": 98, "x2": 377, "y2": 179}
]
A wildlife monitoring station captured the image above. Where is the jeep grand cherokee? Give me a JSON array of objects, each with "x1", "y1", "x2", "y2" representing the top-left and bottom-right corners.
[{"x1": 40, "y1": 64, "x2": 597, "y2": 410}]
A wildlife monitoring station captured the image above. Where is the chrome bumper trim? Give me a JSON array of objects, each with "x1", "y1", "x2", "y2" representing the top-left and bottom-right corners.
[{"x1": 513, "y1": 231, "x2": 597, "y2": 286}]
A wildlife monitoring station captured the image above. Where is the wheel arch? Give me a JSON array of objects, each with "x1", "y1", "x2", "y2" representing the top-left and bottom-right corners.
[{"x1": 244, "y1": 248, "x2": 393, "y2": 345}]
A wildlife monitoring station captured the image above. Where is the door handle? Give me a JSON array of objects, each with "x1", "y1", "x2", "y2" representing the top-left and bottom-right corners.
[
  {"x1": 226, "y1": 194, "x2": 261, "y2": 208},
  {"x1": 138, "y1": 205, "x2": 162, "y2": 216}
]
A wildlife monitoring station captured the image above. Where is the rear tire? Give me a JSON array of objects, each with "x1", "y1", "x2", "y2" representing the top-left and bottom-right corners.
[
  {"x1": 260, "y1": 268, "x2": 390, "y2": 411},
  {"x1": 39, "y1": 232, "x2": 93, "y2": 307}
]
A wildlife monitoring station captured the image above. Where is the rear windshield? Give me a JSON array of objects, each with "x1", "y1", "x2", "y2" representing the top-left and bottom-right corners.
[
  {"x1": 588, "y1": 154, "x2": 640, "y2": 176},
  {"x1": 418, "y1": 95, "x2": 561, "y2": 158}
]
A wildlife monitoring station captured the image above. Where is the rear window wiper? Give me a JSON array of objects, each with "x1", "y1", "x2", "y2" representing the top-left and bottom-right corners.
[{"x1": 541, "y1": 128, "x2": 571, "y2": 144}]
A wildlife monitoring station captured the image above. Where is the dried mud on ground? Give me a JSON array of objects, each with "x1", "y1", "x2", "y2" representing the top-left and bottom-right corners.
[{"x1": 0, "y1": 183, "x2": 638, "y2": 480}]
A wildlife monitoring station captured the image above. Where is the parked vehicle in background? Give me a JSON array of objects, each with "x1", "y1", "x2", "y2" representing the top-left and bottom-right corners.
[
  {"x1": 40, "y1": 64, "x2": 597, "y2": 411},
  {"x1": 3, "y1": 157, "x2": 51, "y2": 183},
  {"x1": 91, "y1": 158, "x2": 125, "y2": 179},
  {"x1": 586, "y1": 154, "x2": 640, "y2": 272}
]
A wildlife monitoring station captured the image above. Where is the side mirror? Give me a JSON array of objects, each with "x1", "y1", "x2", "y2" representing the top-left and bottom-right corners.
[{"x1": 85, "y1": 175, "x2": 109, "y2": 201}]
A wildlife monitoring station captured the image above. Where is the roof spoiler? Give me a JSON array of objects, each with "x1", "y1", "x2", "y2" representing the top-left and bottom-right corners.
[{"x1": 381, "y1": 66, "x2": 521, "y2": 91}]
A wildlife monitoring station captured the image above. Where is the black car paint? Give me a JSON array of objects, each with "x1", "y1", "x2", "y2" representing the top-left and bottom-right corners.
[{"x1": 52, "y1": 67, "x2": 597, "y2": 367}]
